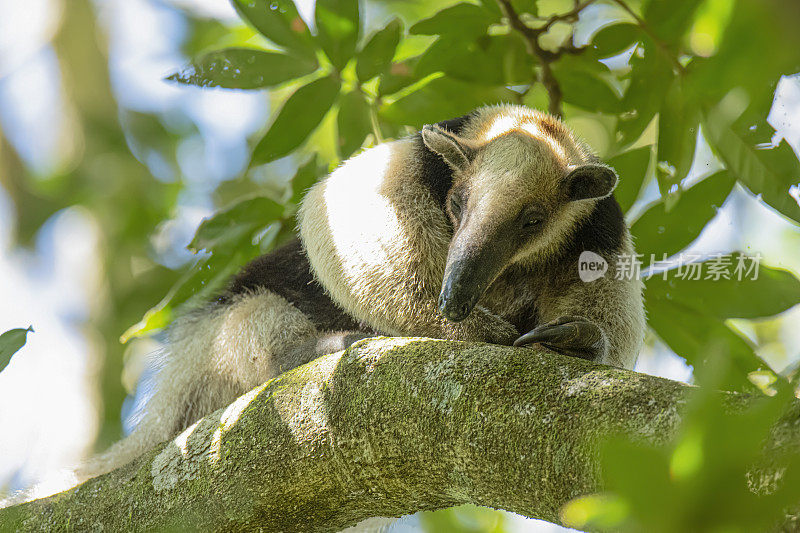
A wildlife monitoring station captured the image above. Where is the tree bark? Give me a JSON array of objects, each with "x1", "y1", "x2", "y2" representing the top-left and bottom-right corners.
[{"x1": 1, "y1": 337, "x2": 797, "y2": 532}]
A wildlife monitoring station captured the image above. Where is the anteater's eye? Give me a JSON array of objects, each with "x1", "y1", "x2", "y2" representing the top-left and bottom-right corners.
[
  {"x1": 522, "y1": 218, "x2": 542, "y2": 230},
  {"x1": 449, "y1": 194, "x2": 463, "y2": 221}
]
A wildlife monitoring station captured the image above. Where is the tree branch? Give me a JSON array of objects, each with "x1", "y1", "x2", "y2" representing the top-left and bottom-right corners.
[
  {"x1": 538, "y1": 0, "x2": 598, "y2": 34},
  {"x1": 497, "y1": 0, "x2": 568, "y2": 117},
  {"x1": 2, "y1": 338, "x2": 798, "y2": 532}
]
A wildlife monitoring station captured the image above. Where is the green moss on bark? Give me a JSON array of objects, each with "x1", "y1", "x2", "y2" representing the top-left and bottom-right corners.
[{"x1": 1, "y1": 338, "x2": 796, "y2": 532}]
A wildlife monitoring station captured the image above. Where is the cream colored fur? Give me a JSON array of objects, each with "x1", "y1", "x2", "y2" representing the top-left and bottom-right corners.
[
  {"x1": 299, "y1": 140, "x2": 517, "y2": 344},
  {"x1": 78, "y1": 289, "x2": 317, "y2": 480},
  {"x1": 299, "y1": 104, "x2": 644, "y2": 365}
]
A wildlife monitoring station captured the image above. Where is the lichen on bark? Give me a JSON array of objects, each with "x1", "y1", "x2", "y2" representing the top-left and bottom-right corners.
[{"x1": 1, "y1": 337, "x2": 797, "y2": 532}]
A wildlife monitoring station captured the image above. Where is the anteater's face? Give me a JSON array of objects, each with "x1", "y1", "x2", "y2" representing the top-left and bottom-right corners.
[{"x1": 422, "y1": 124, "x2": 617, "y2": 322}]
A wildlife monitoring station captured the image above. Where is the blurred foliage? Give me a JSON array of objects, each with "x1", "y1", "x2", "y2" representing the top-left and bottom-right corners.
[
  {"x1": 2, "y1": 0, "x2": 800, "y2": 530},
  {"x1": 419, "y1": 504, "x2": 509, "y2": 532},
  {"x1": 1, "y1": 0, "x2": 186, "y2": 448},
  {"x1": 562, "y1": 352, "x2": 800, "y2": 533}
]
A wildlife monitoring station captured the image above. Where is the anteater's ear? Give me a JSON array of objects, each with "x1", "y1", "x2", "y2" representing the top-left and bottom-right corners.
[
  {"x1": 563, "y1": 164, "x2": 618, "y2": 201},
  {"x1": 421, "y1": 124, "x2": 476, "y2": 171}
]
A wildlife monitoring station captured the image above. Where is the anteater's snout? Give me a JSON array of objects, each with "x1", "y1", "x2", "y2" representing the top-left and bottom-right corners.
[
  {"x1": 438, "y1": 292, "x2": 473, "y2": 322},
  {"x1": 439, "y1": 260, "x2": 480, "y2": 322}
]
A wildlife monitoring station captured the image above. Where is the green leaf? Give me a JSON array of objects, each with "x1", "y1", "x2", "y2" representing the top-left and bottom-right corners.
[
  {"x1": 122, "y1": 249, "x2": 258, "y2": 342},
  {"x1": 314, "y1": 0, "x2": 360, "y2": 71},
  {"x1": 378, "y1": 57, "x2": 421, "y2": 97},
  {"x1": 289, "y1": 156, "x2": 324, "y2": 207},
  {"x1": 0, "y1": 326, "x2": 33, "y2": 373},
  {"x1": 230, "y1": 0, "x2": 316, "y2": 59},
  {"x1": 608, "y1": 145, "x2": 651, "y2": 213},
  {"x1": 561, "y1": 493, "x2": 630, "y2": 532},
  {"x1": 416, "y1": 34, "x2": 532, "y2": 87},
  {"x1": 337, "y1": 90, "x2": 372, "y2": 158},
  {"x1": 120, "y1": 110, "x2": 187, "y2": 179},
  {"x1": 181, "y1": 16, "x2": 230, "y2": 58},
  {"x1": 687, "y1": 0, "x2": 800, "y2": 114},
  {"x1": 632, "y1": 171, "x2": 735, "y2": 264},
  {"x1": 478, "y1": 0, "x2": 504, "y2": 17},
  {"x1": 380, "y1": 77, "x2": 516, "y2": 129},
  {"x1": 356, "y1": 19, "x2": 401, "y2": 82},
  {"x1": 646, "y1": 297, "x2": 764, "y2": 389},
  {"x1": 409, "y1": 3, "x2": 498, "y2": 39},
  {"x1": 617, "y1": 40, "x2": 674, "y2": 145},
  {"x1": 601, "y1": 439, "x2": 674, "y2": 526},
  {"x1": 123, "y1": 195, "x2": 288, "y2": 342},
  {"x1": 509, "y1": 0, "x2": 537, "y2": 16},
  {"x1": 703, "y1": 106, "x2": 800, "y2": 225},
  {"x1": 646, "y1": 254, "x2": 800, "y2": 320},
  {"x1": 252, "y1": 75, "x2": 341, "y2": 165},
  {"x1": 189, "y1": 195, "x2": 284, "y2": 254},
  {"x1": 413, "y1": 37, "x2": 465, "y2": 78},
  {"x1": 492, "y1": 34, "x2": 535, "y2": 86},
  {"x1": 591, "y1": 23, "x2": 640, "y2": 57},
  {"x1": 553, "y1": 66, "x2": 621, "y2": 114},
  {"x1": 166, "y1": 48, "x2": 318, "y2": 89},
  {"x1": 656, "y1": 79, "x2": 700, "y2": 192},
  {"x1": 643, "y1": 0, "x2": 702, "y2": 49},
  {"x1": 595, "y1": 369, "x2": 800, "y2": 532},
  {"x1": 645, "y1": 255, "x2": 800, "y2": 387}
]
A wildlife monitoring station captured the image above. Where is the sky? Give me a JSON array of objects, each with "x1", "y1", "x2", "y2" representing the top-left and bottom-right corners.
[{"x1": 0, "y1": 0, "x2": 799, "y2": 530}]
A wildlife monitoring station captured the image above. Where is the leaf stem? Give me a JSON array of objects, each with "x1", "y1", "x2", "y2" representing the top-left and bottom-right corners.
[
  {"x1": 369, "y1": 102, "x2": 384, "y2": 144},
  {"x1": 497, "y1": 0, "x2": 567, "y2": 117}
]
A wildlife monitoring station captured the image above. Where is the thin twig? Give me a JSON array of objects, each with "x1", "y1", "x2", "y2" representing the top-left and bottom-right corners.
[
  {"x1": 539, "y1": 0, "x2": 598, "y2": 34},
  {"x1": 497, "y1": 0, "x2": 565, "y2": 117},
  {"x1": 369, "y1": 102, "x2": 384, "y2": 144}
]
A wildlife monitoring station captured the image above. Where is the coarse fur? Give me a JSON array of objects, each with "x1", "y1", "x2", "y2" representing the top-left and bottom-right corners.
[
  {"x1": 72, "y1": 104, "x2": 644, "y2": 487},
  {"x1": 300, "y1": 104, "x2": 643, "y2": 364}
]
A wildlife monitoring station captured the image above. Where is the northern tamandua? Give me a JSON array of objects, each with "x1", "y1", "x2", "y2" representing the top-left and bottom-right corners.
[{"x1": 81, "y1": 104, "x2": 645, "y2": 479}]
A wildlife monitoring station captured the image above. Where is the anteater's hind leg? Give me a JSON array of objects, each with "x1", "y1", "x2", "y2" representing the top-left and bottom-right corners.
[
  {"x1": 278, "y1": 331, "x2": 375, "y2": 373},
  {"x1": 78, "y1": 289, "x2": 321, "y2": 479},
  {"x1": 79, "y1": 237, "x2": 369, "y2": 480}
]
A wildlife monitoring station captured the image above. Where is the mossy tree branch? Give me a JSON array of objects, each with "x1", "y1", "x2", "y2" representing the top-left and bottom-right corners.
[{"x1": 2, "y1": 338, "x2": 798, "y2": 532}]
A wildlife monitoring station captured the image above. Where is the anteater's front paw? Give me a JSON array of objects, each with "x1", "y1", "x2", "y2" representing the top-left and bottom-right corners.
[{"x1": 513, "y1": 316, "x2": 606, "y2": 361}]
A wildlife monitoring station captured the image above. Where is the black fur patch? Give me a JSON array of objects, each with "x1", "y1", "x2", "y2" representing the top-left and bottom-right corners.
[
  {"x1": 220, "y1": 239, "x2": 361, "y2": 332},
  {"x1": 565, "y1": 196, "x2": 626, "y2": 257},
  {"x1": 436, "y1": 113, "x2": 474, "y2": 135},
  {"x1": 413, "y1": 135, "x2": 454, "y2": 209},
  {"x1": 414, "y1": 112, "x2": 475, "y2": 209}
]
